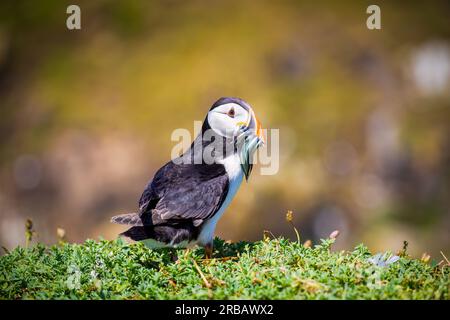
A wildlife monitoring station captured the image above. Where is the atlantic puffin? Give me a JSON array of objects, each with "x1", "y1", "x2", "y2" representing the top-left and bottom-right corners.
[{"x1": 111, "y1": 97, "x2": 264, "y2": 258}]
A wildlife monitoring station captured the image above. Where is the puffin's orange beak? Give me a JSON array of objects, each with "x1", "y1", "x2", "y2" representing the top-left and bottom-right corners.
[{"x1": 254, "y1": 113, "x2": 265, "y2": 145}]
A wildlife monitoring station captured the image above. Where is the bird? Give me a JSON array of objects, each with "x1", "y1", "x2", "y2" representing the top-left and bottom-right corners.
[{"x1": 111, "y1": 97, "x2": 264, "y2": 258}]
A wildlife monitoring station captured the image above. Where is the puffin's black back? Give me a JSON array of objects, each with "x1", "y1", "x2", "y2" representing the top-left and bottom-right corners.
[{"x1": 119, "y1": 160, "x2": 229, "y2": 244}]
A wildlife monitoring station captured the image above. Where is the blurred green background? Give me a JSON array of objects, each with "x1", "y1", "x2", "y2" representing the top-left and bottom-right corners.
[{"x1": 0, "y1": 0, "x2": 449, "y2": 258}]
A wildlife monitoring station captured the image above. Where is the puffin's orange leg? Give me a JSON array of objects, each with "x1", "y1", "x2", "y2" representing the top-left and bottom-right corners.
[{"x1": 204, "y1": 243, "x2": 213, "y2": 259}]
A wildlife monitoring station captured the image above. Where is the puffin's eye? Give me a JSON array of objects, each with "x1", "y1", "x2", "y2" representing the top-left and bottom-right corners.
[{"x1": 227, "y1": 107, "x2": 235, "y2": 118}]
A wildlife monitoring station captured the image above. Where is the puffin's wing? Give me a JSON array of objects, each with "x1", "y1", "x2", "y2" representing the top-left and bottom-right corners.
[
  {"x1": 138, "y1": 180, "x2": 156, "y2": 212},
  {"x1": 141, "y1": 161, "x2": 229, "y2": 225}
]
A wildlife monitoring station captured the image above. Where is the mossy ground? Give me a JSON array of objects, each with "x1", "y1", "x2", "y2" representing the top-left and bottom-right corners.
[{"x1": 0, "y1": 237, "x2": 448, "y2": 300}]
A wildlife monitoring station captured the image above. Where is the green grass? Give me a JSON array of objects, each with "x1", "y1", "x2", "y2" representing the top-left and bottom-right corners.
[{"x1": 0, "y1": 237, "x2": 448, "y2": 300}]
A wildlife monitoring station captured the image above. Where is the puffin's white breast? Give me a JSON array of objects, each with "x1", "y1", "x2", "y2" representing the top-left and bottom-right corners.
[{"x1": 197, "y1": 153, "x2": 243, "y2": 246}]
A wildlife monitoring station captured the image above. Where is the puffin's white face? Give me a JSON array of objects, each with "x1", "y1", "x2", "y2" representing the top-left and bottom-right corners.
[
  {"x1": 206, "y1": 98, "x2": 265, "y2": 180},
  {"x1": 207, "y1": 103, "x2": 251, "y2": 138}
]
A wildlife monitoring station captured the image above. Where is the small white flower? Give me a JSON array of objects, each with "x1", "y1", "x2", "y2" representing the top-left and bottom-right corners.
[
  {"x1": 368, "y1": 252, "x2": 400, "y2": 267},
  {"x1": 66, "y1": 264, "x2": 81, "y2": 290}
]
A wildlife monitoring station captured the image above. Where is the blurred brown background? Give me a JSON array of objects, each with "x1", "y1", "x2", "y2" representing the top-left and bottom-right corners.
[{"x1": 0, "y1": 1, "x2": 449, "y2": 258}]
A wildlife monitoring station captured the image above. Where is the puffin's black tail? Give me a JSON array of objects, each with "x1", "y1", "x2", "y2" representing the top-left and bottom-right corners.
[
  {"x1": 120, "y1": 223, "x2": 200, "y2": 244},
  {"x1": 120, "y1": 226, "x2": 152, "y2": 241},
  {"x1": 111, "y1": 213, "x2": 143, "y2": 226}
]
